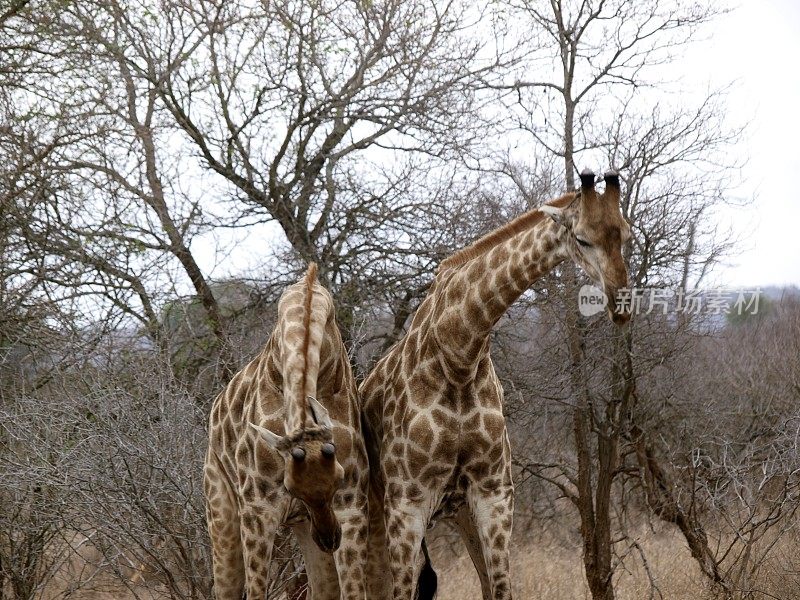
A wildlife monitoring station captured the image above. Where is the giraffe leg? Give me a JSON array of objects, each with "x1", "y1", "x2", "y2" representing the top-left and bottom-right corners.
[
  {"x1": 331, "y1": 504, "x2": 369, "y2": 599},
  {"x1": 365, "y1": 485, "x2": 392, "y2": 599},
  {"x1": 383, "y1": 499, "x2": 428, "y2": 600},
  {"x1": 468, "y1": 486, "x2": 514, "y2": 600},
  {"x1": 292, "y1": 521, "x2": 341, "y2": 600},
  {"x1": 239, "y1": 504, "x2": 280, "y2": 599},
  {"x1": 453, "y1": 507, "x2": 492, "y2": 600},
  {"x1": 204, "y1": 461, "x2": 245, "y2": 600}
]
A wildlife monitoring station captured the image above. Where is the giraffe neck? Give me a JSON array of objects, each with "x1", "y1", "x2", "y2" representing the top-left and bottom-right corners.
[
  {"x1": 271, "y1": 287, "x2": 338, "y2": 433},
  {"x1": 430, "y1": 216, "x2": 567, "y2": 371}
]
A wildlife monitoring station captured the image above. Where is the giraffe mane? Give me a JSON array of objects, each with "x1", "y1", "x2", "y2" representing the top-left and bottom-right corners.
[
  {"x1": 437, "y1": 193, "x2": 577, "y2": 272},
  {"x1": 300, "y1": 262, "x2": 318, "y2": 425},
  {"x1": 278, "y1": 426, "x2": 334, "y2": 451}
]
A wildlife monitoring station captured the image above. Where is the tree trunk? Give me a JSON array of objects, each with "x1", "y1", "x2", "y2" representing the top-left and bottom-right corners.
[
  {"x1": 630, "y1": 423, "x2": 732, "y2": 597},
  {"x1": 562, "y1": 77, "x2": 617, "y2": 599}
]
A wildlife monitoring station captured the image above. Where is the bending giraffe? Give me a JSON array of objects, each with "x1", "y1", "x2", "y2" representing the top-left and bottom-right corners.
[
  {"x1": 204, "y1": 263, "x2": 369, "y2": 599},
  {"x1": 361, "y1": 171, "x2": 631, "y2": 600}
]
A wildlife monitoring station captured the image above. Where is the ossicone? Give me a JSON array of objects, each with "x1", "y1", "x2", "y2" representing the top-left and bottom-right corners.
[{"x1": 579, "y1": 169, "x2": 596, "y2": 190}]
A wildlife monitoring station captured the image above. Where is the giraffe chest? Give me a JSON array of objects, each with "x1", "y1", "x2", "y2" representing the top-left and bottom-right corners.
[{"x1": 381, "y1": 379, "x2": 509, "y2": 491}]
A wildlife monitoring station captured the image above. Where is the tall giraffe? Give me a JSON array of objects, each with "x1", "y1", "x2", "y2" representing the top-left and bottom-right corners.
[
  {"x1": 361, "y1": 171, "x2": 631, "y2": 599},
  {"x1": 204, "y1": 263, "x2": 369, "y2": 599}
]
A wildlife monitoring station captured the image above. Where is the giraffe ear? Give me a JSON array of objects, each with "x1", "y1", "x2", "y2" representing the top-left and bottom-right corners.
[
  {"x1": 250, "y1": 423, "x2": 285, "y2": 450},
  {"x1": 540, "y1": 204, "x2": 565, "y2": 227},
  {"x1": 307, "y1": 396, "x2": 334, "y2": 430}
]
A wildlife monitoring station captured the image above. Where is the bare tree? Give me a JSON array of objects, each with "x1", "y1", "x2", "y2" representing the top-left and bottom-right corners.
[{"x1": 143, "y1": 0, "x2": 514, "y2": 331}]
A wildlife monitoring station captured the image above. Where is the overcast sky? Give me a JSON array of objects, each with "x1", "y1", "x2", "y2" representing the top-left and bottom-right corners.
[{"x1": 700, "y1": 0, "x2": 800, "y2": 288}]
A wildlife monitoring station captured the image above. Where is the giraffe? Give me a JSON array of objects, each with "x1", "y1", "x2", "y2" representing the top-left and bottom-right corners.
[
  {"x1": 204, "y1": 263, "x2": 369, "y2": 600},
  {"x1": 360, "y1": 170, "x2": 631, "y2": 599}
]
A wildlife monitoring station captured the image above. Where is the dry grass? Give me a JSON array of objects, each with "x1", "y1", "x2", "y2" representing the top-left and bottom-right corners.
[
  {"x1": 431, "y1": 522, "x2": 800, "y2": 600},
  {"x1": 36, "y1": 524, "x2": 800, "y2": 599},
  {"x1": 432, "y1": 526, "x2": 710, "y2": 600}
]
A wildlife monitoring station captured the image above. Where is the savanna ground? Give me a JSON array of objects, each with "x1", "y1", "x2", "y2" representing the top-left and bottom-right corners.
[
  {"x1": 36, "y1": 523, "x2": 800, "y2": 599},
  {"x1": 433, "y1": 527, "x2": 800, "y2": 600}
]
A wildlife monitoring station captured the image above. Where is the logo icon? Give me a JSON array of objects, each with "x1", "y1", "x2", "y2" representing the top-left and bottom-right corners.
[{"x1": 578, "y1": 284, "x2": 606, "y2": 316}]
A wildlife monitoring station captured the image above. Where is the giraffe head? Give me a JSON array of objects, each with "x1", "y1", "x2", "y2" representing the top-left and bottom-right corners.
[
  {"x1": 541, "y1": 170, "x2": 632, "y2": 325},
  {"x1": 250, "y1": 396, "x2": 345, "y2": 552}
]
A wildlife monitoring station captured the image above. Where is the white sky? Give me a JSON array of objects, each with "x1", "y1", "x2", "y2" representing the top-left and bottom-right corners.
[{"x1": 697, "y1": 0, "x2": 800, "y2": 287}]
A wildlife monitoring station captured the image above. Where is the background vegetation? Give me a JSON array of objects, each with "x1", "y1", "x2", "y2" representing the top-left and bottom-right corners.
[{"x1": 2, "y1": 0, "x2": 798, "y2": 598}]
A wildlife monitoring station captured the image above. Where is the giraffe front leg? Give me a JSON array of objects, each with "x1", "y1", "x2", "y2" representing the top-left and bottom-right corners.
[
  {"x1": 468, "y1": 485, "x2": 515, "y2": 600},
  {"x1": 239, "y1": 503, "x2": 280, "y2": 599},
  {"x1": 332, "y1": 504, "x2": 369, "y2": 599},
  {"x1": 205, "y1": 459, "x2": 244, "y2": 600},
  {"x1": 207, "y1": 511, "x2": 245, "y2": 600},
  {"x1": 384, "y1": 498, "x2": 428, "y2": 600},
  {"x1": 453, "y1": 507, "x2": 492, "y2": 600},
  {"x1": 365, "y1": 484, "x2": 393, "y2": 599}
]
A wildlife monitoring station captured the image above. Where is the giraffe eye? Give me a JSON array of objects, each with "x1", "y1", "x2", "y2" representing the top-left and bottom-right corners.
[{"x1": 576, "y1": 237, "x2": 592, "y2": 248}]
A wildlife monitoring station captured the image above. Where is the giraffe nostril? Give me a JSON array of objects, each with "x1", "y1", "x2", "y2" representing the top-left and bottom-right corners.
[
  {"x1": 612, "y1": 310, "x2": 631, "y2": 326},
  {"x1": 312, "y1": 524, "x2": 342, "y2": 553}
]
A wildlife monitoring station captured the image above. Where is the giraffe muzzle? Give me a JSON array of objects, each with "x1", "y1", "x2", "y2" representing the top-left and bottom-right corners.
[
  {"x1": 610, "y1": 309, "x2": 631, "y2": 326},
  {"x1": 605, "y1": 280, "x2": 631, "y2": 326},
  {"x1": 311, "y1": 520, "x2": 342, "y2": 553}
]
